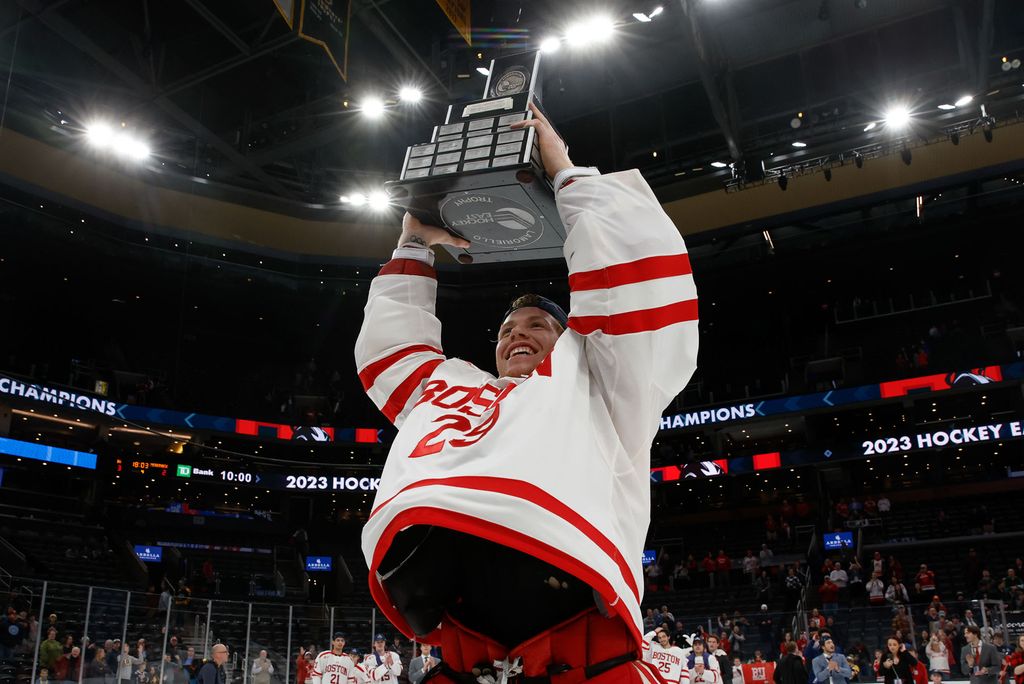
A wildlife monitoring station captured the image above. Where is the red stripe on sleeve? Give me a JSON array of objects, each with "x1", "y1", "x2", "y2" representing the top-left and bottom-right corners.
[
  {"x1": 568, "y1": 298, "x2": 698, "y2": 335},
  {"x1": 378, "y1": 258, "x2": 437, "y2": 278},
  {"x1": 569, "y1": 253, "x2": 691, "y2": 292},
  {"x1": 381, "y1": 358, "x2": 445, "y2": 423},
  {"x1": 358, "y1": 344, "x2": 444, "y2": 391}
]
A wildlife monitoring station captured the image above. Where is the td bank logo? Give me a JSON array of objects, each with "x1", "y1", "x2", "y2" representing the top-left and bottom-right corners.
[{"x1": 176, "y1": 464, "x2": 192, "y2": 478}]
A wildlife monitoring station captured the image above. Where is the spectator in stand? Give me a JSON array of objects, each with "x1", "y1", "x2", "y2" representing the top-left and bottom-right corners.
[
  {"x1": 1005, "y1": 569, "x2": 1023, "y2": 592},
  {"x1": 819, "y1": 578, "x2": 840, "y2": 614},
  {"x1": 117, "y1": 644, "x2": 142, "y2": 684},
  {"x1": 644, "y1": 608, "x2": 657, "y2": 632},
  {"x1": 880, "y1": 637, "x2": 917, "y2": 684},
  {"x1": 785, "y1": 568, "x2": 804, "y2": 610},
  {"x1": 871, "y1": 553, "x2": 885, "y2": 578},
  {"x1": 812, "y1": 637, "x2": 853, "y2": 684},
  {"x1": 830, "y1": 563, "x2": 849, "y2": 604},
  {"x1": 57, "y1": 647, "x2": 83, "y2": 684},
  {"x1": 729, "y1": 626, "x2": 747, "y2": 663},
  {"x1": 848, "y1": 558, "x2": 865, "y2": 605},
  {"x1": 925, "y1": 634, "x2": 950, "y2": 676},
  {"x1": 757, "y1": 606, "x2": 774, "y2": 647},
  {"x1": 892, "y1": 607, "x2": 911, "y2": 635},
  {"x1": 673, "y1": 621, "x2": 690, "y2": 649},
  {"x1": 672, "y1": 559, "x2": 690, "y2": 590},
  {"x1": 760, "y1": 544, "x2": 775, "y2": 568},
  {"x1": 877, "y1": 497, "x2": 891, "y2": 515},
  {"x1": 961, "y1": 625, "x2": 999, "y2": 684},
  {"x1": 251, "y1": 650, "x2": 273, "y2": 684},
  {"x1": 659, "y1": 605, "x2": 676, "y2": 626},
  {"x1": 199, "y1": 645, "x2": 228, "y2": 684},
  {"x1": 744, "y1": 551, "x2": 761, "y2": 584},
  {"x1": 886, "y1": 577, "x2": 909, "y2": 607},
  {"x1": 720, "y1": 632, "x2": 732, "y2": 658},
  {"x1": 872, "y1": 651, "x2": 885, "y2": 683},
  {"x1": 295, "y1": 647, "x2": 312, "y2": 684},
  {"x1": 704, "y1": 553, "x2": 719, "y2": 589},
  {"x1": 888, "y1": 557, "x2": 904, "y2": 582},
  {"x1": 756, "y1": 571, "x2": 773, "y2": 605},
  {"x1": 864, "y1": 497, "x2": 878, "y2": 518},
  {"x1": 36, "y1": 667, "x2": 51, "y2": 684},
  {"x1": 717, "y1": 550, "x2": 733, "y2": 588},
  {"x1": 766, "y1": 516, "x2": 779, "y2": 543},
  {"x1": 849, "y1": 498, "x2": 864, "y2": 519},
  {"x1": 776, "y1": 643, "x2": 807, "y2": 684},
  {"x1": 86, "y1": 647, "x2": 112, "y2": 684},
  {"x1": 991, "y1": 634, "x2": 1011, "y2": 657},
  {"x1": 836, "y1": 500, "x2": 850, "y2": 521},
  {"x1": 780, "y1": 633, "x2": 796, "y2": 658},
  {"x1": 182, "y1": 647, "x2": 199, "y2": 684},
  {"x1": 1003, "y1": 635, "x2": 1024, "y2": 684},
  {"x1": 916, "y1": 565, "x2": 937, "y2": 595},
  {"x1": 40, "y1": 628, "x2": 63, "y2": 671},
  {"x1": 719, "y1": 614, "x2": 733, "y2": 634},
  {"x1": 907, "y1": 650, "x2": 929, "y2": 684},
  {"x1": 647, "y1": 561, "x2": 667, "y2": 591},
  {"x1": 809, "y1": 609, "x2": 826, "y2": 631}
]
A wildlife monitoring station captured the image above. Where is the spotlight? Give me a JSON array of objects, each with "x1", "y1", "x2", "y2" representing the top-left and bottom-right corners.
[
  {"x1": 116, "y1": 135, "x2": 150, "y2": 161},
  {"x1": 360, "y1": 97, "x2": 386, "y2": 119},
  {"x1": 863, "y1": 121, "x2": 877, "y2": 132},
  {"x1": 900, "y1": 147, "x2": 912, "y2": 166},
  {"x1": 539, "y1": 36, "x2": 561, "y2": 53},
  {"x1": 710, "y1": 161, "x2": 728, "y2": 168},
  {"x1": 778, "y1": 175, "x2": 788, "y2": 191},
  {"x1": 650, "y1": 6, "x2": 664, "y2": 17},
  {"x1": 854, "y1": 153, "x2": 864, "y2": 169},
  {"x1": 398, "y1": 87, "x2": 422, "y2": 103},
  {"x1": 632, "y1": 12, "x2": 652, "y2": 22},
  {"x1": 883, "y1": 105, "x2": 911, "y2": 131},
  {"x1": 936, "y1": 104, "x2": 956, "y2": 111},
  {"x1": 368, "y1": 191, "x2": 390, "y2": 210},
  {"x1": 339, "y1": 195, "x2": 351, "y2": 203},
  {"x1": 566, "y1": 15, "x2": 615, "y2": 47},
  {"x1": 86, "y1": 122, "x2": 115, "y2": 147},
  {"x1": 792, "y1": 141, "x2": 807, "y2": 148},
  {"x1": 790, "y1": 117, "x2": 802, "y2": 129},
  {"x1": 824, "y1": 167, "x2": 832, "y2": 182},
  {"x1": 349, "y1": 193, "x2": 367, "y2": 207},
  {"x1": 954, "y1": 94, "x2": 973, "y2": 107},
  {"x1": 475, "y1": 67, "x2": 490, "y2": 76}
]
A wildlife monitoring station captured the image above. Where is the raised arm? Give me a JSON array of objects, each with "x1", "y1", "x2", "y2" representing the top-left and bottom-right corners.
[
  {"x1": 354, "y1": 215, "x2": 468, "y2": 427},
  {"x1": 514, "y1": 104, "x2": 699, "y2": 457}
]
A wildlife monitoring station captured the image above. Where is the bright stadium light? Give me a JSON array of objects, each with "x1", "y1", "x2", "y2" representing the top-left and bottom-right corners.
[
  {"x1": 792, "y1": 141, "x2": 807, "y2": 148},
  {"x1": 954, "y1": 94, "x2": 973, "y2": 107},
  {"x1": 649, "y1": 6, "x2": 664, "y2": 17},
  {"x1": 86, "y1": 122, "x2": 115, "y2": 147},
  {"x1": 398, "y1": 86, "x2": 423, "y2": 103},
  {"x1": 883, "y1": 105, "x2": 912, "y2": 131},
  {"x1": 566, "y1": 15, "x2": 615, "y2": 47},
  {"x1": 368, "y1": 190, "x2": 390, "y2": 210},
  {"x1": 339, "y1": 195, "x2": 351, "y2": 203},
  {"x1": 539, "y1": 36, "x2": 561, "y2": 54},
  {"x1": 936, "y1": 103, "x2": 956, "y2": 110},
  {"x1": 633, "y1": 12, "x2": 652, "y2": 22},
  {"x1": 710, "y1": 161, "x2": 728, "y2": 168},
  {"x1": 360, "y1": 97, "x2": 386, "y2": 119},
  {"x1": 863, "y1": 121, "x2": 878, "y2": 131},
  {"x1": 475, "y1": 67, "x2": 490, "y2": 76},
  {"x1": 349, "y1": 193, "x2": 367, "y2": 207},
  {"x1": 115, "y1": 135, "x2": 151, "y2": 161}
]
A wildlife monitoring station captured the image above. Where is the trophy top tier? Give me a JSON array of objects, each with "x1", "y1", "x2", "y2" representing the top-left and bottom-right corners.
[{"x1": 387, "y1": 50, "x2": 566, "y2": 265}]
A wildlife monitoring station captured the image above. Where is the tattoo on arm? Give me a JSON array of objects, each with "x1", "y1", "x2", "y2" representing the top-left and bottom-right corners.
[{"x1": 406, "y1": 235, "x2": 427, "y2": 247}]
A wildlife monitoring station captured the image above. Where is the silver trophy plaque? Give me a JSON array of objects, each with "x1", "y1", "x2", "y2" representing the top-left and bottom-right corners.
[{"x1": 386, "y1": 50, "x2": 565, "y2": 265}]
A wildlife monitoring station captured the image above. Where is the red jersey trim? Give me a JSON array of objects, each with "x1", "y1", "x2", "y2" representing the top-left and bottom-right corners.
[
  {"x1": 358, "y1": 345, "x2": 444, "y2": 392},
  {"x1": 568, "y1": 299, "x2": 698, "y2": 336},
  {"x1": 382, "y1": 359, "x2": 445, "y2": 423},
  {"x1": 569, "y1": 254, "x2": 692, "y2": 292},
  {"x1": 378, "y1": 258, "x2": 436, "y2": 279},
  {"x1": 368, "y1": 475, "x2": 639, "y2": 603},
  {"x1": 368, "y1": 506, "x2": 642, "y2": 651}
]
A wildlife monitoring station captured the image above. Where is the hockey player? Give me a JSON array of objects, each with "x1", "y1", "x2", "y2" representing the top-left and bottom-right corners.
[
  {"x1": 355, "y1": 102, "x2": 699, "y2": 681},
  {"x1": 363, "y1": 635, "x2": 401, "y2": 683},
  {"x1": 683, "y1": 638, "x2": 722, "y2": 684},
  {"x1": 312, "y1": 634, "x2": 356, "y2": 684},
  {"x1": 643, "y1": 628, "x2": 688, "y2": 684}
]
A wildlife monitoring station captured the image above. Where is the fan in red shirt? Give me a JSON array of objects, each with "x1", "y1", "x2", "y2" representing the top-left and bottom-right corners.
[
  {"x1": 295, "y1": 647, "x2": 313, "y2": 684},
  {"x1": 908, "y1": 649, "x2": 929, "y2": 684},
  {"x1": 915, "y1": 565, "x2": 937, "y2": 593},
  {"x1": 1002, "y1": 635, "x2": 1024, "y2": 684},
  {"x1": 716, "y1": 550, "x2": 732, "y2": 587}
]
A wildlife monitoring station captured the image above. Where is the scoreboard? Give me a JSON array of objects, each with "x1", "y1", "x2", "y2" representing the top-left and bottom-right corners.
[{"x1": 114, "y1": 458, "x2": 381, "y2": 492}]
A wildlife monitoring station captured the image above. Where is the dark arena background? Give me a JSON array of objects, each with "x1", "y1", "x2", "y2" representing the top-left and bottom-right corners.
[{"x1": 0, "y1": 0, "x2": 1023, "y2": 683}]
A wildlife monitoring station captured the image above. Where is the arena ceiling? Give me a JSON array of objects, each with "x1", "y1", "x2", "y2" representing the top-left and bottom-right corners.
[{"x1": 0, "y1": 0, "x2": 1022, "y2": 258}]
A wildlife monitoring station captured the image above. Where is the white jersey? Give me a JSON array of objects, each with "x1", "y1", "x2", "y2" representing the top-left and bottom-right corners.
[
  {"x1": 312, "y1": 651, "x2": 355, "y2": 684},
  {"x1": 348, "y1": 664, "x2": 369, "y2": 684},
  {"x1": 364, "y1": 652, "x2": 402, "y2": 682},
  {"x1": 642, "y1": 634, "x2": 687, "y2": 684},
  {"x1": 356, "y1": 170, "x2": 699, "y2": 649}
]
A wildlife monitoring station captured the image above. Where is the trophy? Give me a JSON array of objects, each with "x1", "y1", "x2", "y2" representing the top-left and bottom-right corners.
[{"x1": 387, "y1": 50, "x2": 565, "y2": 264}]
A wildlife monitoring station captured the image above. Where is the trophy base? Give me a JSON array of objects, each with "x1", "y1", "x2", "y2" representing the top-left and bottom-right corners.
[{"x1": 387, "y1": 166, "x2": 566, "y2": 265}]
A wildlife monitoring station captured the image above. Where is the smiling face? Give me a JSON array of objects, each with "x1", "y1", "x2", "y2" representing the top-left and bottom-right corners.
[{"x1": 495, "y1": 307, "x2": 563, "y2": 378}]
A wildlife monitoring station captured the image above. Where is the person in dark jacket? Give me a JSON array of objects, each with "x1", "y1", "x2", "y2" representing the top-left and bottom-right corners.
[
  {"x1": 880, "y1": 636, "x2": 918, "y2": 684},
  {"x1": 707, "y1": 635, "x2": 733, "y2": 684},
  {"x1": 776, "y1": 643, "x2": 808, "y2": 684}
]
